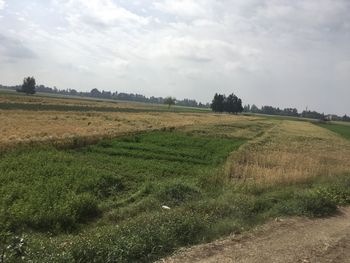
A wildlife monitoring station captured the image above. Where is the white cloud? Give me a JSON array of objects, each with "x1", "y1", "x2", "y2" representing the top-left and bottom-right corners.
[
  {"x1": 147, "y1": 36, "x2": 259, "y2": 65},
  {"x1": 153, "y1": 0, "x2": 210, "y2": 18},
  {"x1": 58, "y1": 0, "x2": 149, "y2": 29},
  {"x1": 1, "y1": 0, "x2": 350, "y2": 114},
  {"x1": 0, "y1": 0, "x2": 5, "y2": 10}
]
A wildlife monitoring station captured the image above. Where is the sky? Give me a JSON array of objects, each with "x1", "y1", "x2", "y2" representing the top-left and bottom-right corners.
[{"x1": 0, "y1": 0, "x2": 349, "y2": 115}]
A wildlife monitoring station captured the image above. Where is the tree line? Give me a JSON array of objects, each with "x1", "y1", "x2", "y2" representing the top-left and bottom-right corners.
[
  {"x1": 0, "y1": 79, "x2": 209, "y2": 108},
  {"x1": 1, "y1": 77, "x2": 349, "y2": 121},
  {"x1": 244, "y1": 104, "x2": 350, "y2": 122}
]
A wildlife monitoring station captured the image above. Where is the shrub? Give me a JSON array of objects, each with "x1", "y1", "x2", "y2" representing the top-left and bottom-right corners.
[{"x1": 298, "y1": 189, "x2": 337, "y2": 217}]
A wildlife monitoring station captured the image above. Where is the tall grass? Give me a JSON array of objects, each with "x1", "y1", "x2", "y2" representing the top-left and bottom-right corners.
[
  {"x1": 18, "y1": 173, "x2": 350, "y2": 263},
  {"x1": 228, "y1": 120, "x2": 350, "y2": 185}
]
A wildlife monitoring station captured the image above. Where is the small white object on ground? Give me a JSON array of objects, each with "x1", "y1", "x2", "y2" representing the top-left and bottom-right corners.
[{"x1": 162, "y1": 205, "x2": 171, "y2": 210}]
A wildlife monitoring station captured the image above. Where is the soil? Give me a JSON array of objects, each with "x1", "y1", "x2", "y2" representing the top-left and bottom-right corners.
[{"x1": 161, "y1": 207, "x2": 350, "y2": 263}]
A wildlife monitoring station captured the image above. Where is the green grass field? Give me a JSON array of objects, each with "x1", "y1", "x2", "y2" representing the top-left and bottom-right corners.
[
  {"x1": 1, "y1": 123, "x2": 350, "y2": 262},
  {"x1": 316, "y1": 122, "x2": 350, "y2": 141},
  {"x1": 0, "y1": 131, "x2": 243, "y2": 233}
]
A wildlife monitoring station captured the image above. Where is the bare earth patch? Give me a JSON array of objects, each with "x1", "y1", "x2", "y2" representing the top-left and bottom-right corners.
[{"x1": 161, "y1": 207, "x2": 350, "y2": 263}]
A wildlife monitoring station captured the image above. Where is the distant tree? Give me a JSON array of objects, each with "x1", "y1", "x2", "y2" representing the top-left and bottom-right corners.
[
  {"x1": 18, "y1": 77, "x2": 36, "y2": 94},
  {"x1": 5, "y1": 81, "x2": 209, "y2": 108},
  {"x1": 224, "y1": 94, "x2": 243, "y2": 114},
  {"x1": 243, "y1": 104, "x2": 251, "y2": 112},
  {"x1": 224, "y1": 94, "x2": 233, "y2": 113},
  {"x1": 211, "y1": 93, "x2": 243, "y2": 114},
  {"x1": 211, "y1": 93, "x2": 225, "y2": 112},
  {"x1": 235, "y1": 98, "x2": 244, "y2": 114},
  {"x1": 69, "y1": 89, "x2": 78, "y2": 96},
  {"x1": 90, "y1": 88, "x2": 101, "y2": 97},
  {"x1": 177, "y1": 98, "x2": 198, "y2": 107},
  {"x1": 342, "y1": 115, "x2": 350, "y2": 122},
  {"x1": 301, "y1": 110, "x2": 324, "y2": 120},
  {"x1": 250, "y1": 104, "x2": 260, "y2": 113},
  {"x1": 164, "y1": 96, "x2": 176, "y2": 108}
]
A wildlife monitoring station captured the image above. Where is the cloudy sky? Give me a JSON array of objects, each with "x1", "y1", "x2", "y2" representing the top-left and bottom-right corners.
[{"x1": 0, "y1": 0, "x2": 349, "y2": 114}]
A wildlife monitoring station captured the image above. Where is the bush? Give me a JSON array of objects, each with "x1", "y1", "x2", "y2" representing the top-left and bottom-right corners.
[{"x1": 298, "y1": 189, "x2": 337, "y2": 217}]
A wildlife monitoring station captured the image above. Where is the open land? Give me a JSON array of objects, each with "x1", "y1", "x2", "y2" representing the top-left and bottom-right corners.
[{"x1": 1, "y1": 91, "x2": 350, "y2": 262}]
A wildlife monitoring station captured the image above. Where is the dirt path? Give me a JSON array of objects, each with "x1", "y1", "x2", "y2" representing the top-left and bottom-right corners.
[{"x1": 161, "y1": 207, "x2": 350, "y2": 263}]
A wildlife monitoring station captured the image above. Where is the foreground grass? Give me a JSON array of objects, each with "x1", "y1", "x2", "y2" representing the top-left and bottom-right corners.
[
  {"x1": 0, "y1": 131, "x2": 243, "y2": 230},
  {"x1": 1, "y1": 120, "x2": 350, "y2": 262},
  {"x1": 5, "y1": 173, "x2": 350, "y2": 263},
  {"x1": 1, "y1": 129, "x2": 244, "y2": 262}
]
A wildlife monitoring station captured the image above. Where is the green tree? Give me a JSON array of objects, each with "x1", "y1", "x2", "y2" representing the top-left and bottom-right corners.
[
  {"x1": 250, "y1": 104, "x2": 260, "y2": 113},
  {"x1": 211, "y1": 93, "x2": 225, "y2": 112},
  {"x1": 211, "y1": 93, "x2": 243, "y2": 114},
  {"x1": 18, "y1": 77, "x2": 36, "y2": 94},
  {"x1": 90, "y1": 88, "x2": 101, "y2": 97},
  {"x1": 164, "y1": 97, "x2": 176, "y2": 108},
  {"x1": 224, "y1": 93, "x2": 243, "y2": 114}
]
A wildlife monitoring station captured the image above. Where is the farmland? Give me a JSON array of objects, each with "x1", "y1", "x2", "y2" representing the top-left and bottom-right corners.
[
  {"x1": 1, "y1": 92, "x2": 350, "y2": 262},
  {"x1": 0, "y1": 92, "x2": 249, "y2": 152},
  {"x1": 316, "y1": 122, "x2": 350, "y2": 141}
]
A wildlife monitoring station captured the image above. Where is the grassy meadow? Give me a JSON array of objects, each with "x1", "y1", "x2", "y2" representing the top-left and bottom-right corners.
[{"x1": 1, "y1": 92, "x2": 350, "y2": 262}]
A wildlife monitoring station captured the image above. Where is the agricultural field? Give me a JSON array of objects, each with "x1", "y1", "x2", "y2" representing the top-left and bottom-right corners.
[
  {"x1": 0, "y1": 90, "x2": 210, "y2": 113},
  {"x1": 229, "y1": 120, "x2": 350, "y2": 184},
  {"x1": 316, "y1": 122, "x2": 350, "y2": 141},
  {"x1": 1, "y1": 92, "x2": 350, "y2": 262},
  {"x1": 0, "y1": 91, "x2": 248, "y2": 152}
]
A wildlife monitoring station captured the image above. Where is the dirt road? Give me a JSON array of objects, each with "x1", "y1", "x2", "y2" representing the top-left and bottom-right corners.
[{"x1": 161, "y1": 207, "x2": 350, "y2": 263}]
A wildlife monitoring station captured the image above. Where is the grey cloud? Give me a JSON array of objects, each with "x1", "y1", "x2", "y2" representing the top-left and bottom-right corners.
[
  {"x1": 0, "y1": 34, "x2": 37, "y2": 61},
  {"x1": 1, "y1": 0, "x2": 350, "y2": 115}
]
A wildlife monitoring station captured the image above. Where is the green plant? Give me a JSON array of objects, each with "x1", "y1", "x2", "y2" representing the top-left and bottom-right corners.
[{"x1": 298, "y1": 189, "x2": 337, "y2": 217}]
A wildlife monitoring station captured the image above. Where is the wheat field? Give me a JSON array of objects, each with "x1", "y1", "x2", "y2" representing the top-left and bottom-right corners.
[
  {"x1": 0, "y1": 92, "x2": 152, "y2": 109},
  {"x1": 0, "y1": 109, "x2": 254, "y2": 151},
  {"x1": 227, "y1": 120, "x2": 350, "y2": 184}
]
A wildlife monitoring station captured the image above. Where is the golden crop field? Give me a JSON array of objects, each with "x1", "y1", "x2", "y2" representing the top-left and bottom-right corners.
[{"x1": 227, "y1": 120, "x2": 350, "y2": 185}]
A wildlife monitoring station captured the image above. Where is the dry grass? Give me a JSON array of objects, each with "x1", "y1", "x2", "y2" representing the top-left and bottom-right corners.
[
  {"x1": 0, "y1": 92, "x2": 160, "y2": 110},
  {"x1": 180, "y1": 119, "x2": 271, "y2": 140},
  {"x1": 227, "y1": 120, "x2": 350, "y2": 185},
  {"x1": 0, "y1": 109, "x2": 253, "y2": 151}
]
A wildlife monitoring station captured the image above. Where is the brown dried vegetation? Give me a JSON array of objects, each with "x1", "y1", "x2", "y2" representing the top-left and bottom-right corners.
[{"x1": 227, "y1": 120, "x2": 350, "y2": 184}]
